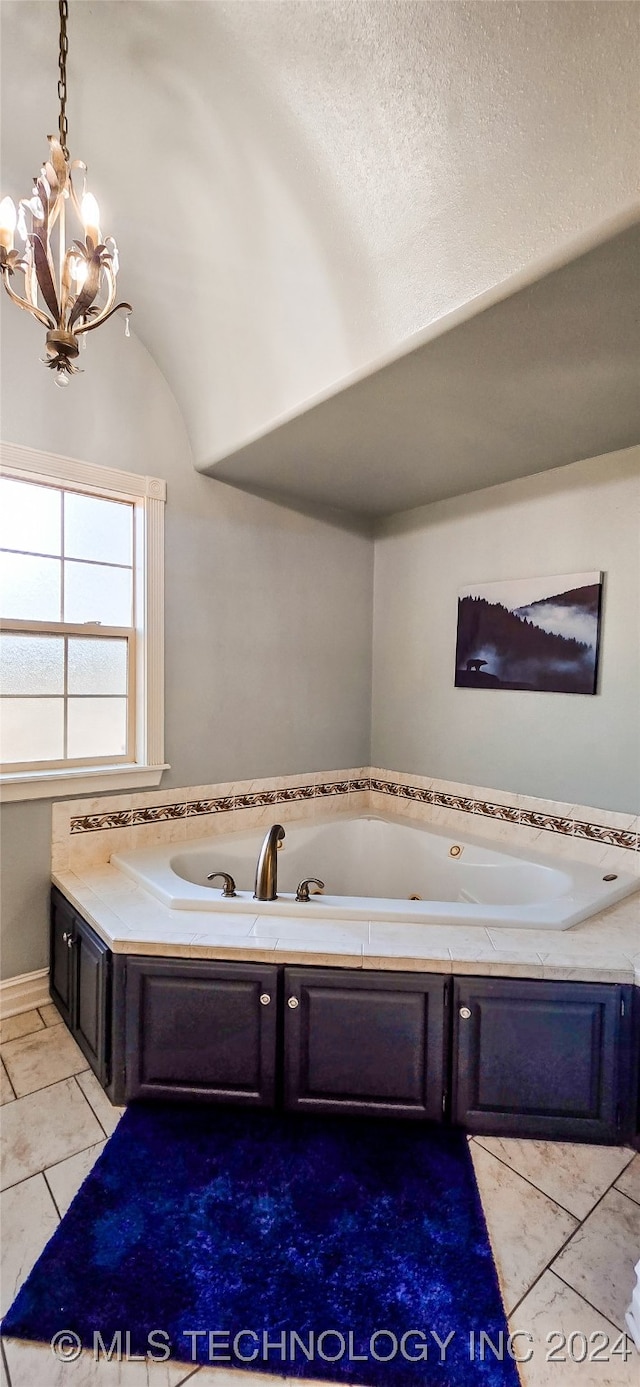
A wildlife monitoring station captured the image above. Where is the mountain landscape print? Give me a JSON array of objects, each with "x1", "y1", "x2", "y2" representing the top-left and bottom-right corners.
[{"x1": 455, "y1": 571, "x2": 603, "y2": 694}]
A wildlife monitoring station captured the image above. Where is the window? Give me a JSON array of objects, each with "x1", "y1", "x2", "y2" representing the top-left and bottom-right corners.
[{"x1": 0, "y1": 442, "x2": 167, "y2": 801}]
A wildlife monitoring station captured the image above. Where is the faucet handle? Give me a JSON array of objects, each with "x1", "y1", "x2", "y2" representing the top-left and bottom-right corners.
[
  {"x1": 295, "y1": 878, "x2": 325, "y2": 902},
  {"x1": 207, "y1": 871, "x2": 237, "y2": 897}
]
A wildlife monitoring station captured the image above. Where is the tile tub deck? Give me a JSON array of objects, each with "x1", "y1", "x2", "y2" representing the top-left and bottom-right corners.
[{"x1": 52, "y1": 862, "x2": 640, "y2": 986}]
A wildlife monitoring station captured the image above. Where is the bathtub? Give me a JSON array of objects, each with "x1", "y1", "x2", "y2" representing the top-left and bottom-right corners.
[{"x1": 111, "y1": 814, "x2": 638, "y2": 931}]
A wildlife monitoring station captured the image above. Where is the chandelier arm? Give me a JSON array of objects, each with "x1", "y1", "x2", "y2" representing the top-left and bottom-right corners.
[
  {"x1": 96, "y1": 258, "x2": 118, "y2": 319},
  {"x1": 72, "y1": 255, "x2": 116, "y2": 333},
  {"x1": 67, "y1": 165, "x2": 86, "y2": 223},
  {"x1": 60, "y1": 245, "x2": 75, "y2": 324},
  {"x1": 1, "y1": 271, "x2": 55, "y2": 328},
  {"x1": 31, "y1": 234, "x2": 62, "y2": 324},
  {"x1": 25, "y1": 249, "x2": 39, "y2": 312},
  {"x1": 75, "y1": 300, "x2": 132, "y2": 335},
  {"x1": 47, "y1": 188, "x2": 65, "y2": 233},
  {"x1": 67, "y1": 254, "x2": 102, "y2": 330}
]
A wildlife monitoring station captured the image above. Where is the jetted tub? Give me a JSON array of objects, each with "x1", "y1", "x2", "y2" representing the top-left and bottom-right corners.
[{"x1": 111, "y1": 814, "x2": 638, "y2": 931}]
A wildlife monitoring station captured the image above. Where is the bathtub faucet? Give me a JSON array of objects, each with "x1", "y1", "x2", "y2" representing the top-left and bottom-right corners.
[{"x1": 254, "y1": 824, "x2": 285, "y2": 901}]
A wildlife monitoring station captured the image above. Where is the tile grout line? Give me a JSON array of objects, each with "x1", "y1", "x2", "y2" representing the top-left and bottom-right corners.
[
  {"x1": 0, "y1": 1017, "x2": 44, "y2": 1046},
  {"x1": 0, "y1": 1336, "x2": 12, "y2": 1387},
  {"x1": 508, "y1": 1269, "x2": 633, "y2": 1352},
  {"x1": 472, "y1": 1135, "x2": 637, "y2": 1222},
  {"x1": 36, "y1": 1007, "x2": 62, "y2": 1029},
  {"x1": 0, "y1": 1059, "x2": 16, "y2": 1103},
  {"x1": 0, "y1": 1135, "x2": 107, "y2": 1197},
  {"x1": 40, "y1": 1169, "x2": 62, "y2": 1224},
  {"x1": 0, "y1": 1057, "x2": 90, "y2": 1105},
  {"x1": 470, "y1": 1138, "x2": 583, "y2": 1222},
  {"x1": 0, "y1": 1067, "x2": 89, "y2": 1107},
  {"x1": 174, "y1": 1367, "x2": 203, "y2": 1386},
  {"x1": 505, "y1": 1157, "x2": 640, "y2": 1319},
  {"x1": 550, "y1": 1269, "x2": 634, "y2": 1342},
  {"x1": 612, "y1": 1183, "x2": 640, "y2": 1211},
  {"x1": 468, "y1": 1141, "x2": 583, "y2": 1320},
  {"x1": 71, "y1": 1073, "x2": 111, "y2": 1141}
]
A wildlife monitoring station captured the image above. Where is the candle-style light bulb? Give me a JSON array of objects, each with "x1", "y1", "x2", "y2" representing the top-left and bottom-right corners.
[
  {"x1": 0, "y1": 196, "x2": 17, "y2": 251},
  {"x1": 81, "y1": 191, "x2": 101, "y2": 246}
]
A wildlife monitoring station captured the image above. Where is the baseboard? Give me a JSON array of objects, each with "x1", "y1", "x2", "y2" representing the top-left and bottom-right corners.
[{"x1": 0, "y1": 968, "x2": 50, "y2": 1019}]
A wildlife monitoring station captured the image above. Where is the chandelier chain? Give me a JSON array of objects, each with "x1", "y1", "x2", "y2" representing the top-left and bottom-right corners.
[{"x1": 58, "y1": 0, "x2": 69, "y2": 160}]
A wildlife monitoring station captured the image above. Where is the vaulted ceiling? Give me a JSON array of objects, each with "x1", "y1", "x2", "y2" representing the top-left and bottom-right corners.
[{"x1": 1, "y1": 1, "x2": 639, "y2": 512}]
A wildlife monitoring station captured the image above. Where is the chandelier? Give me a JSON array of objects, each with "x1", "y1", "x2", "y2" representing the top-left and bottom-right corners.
[{"x1": 0, "y1": 0, "x2": 131, "y2": 386}]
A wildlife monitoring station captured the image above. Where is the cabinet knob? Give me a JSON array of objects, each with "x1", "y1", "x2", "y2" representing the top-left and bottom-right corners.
[
  {"x1": 459, "y1": 1006, "x2": 471, "y2": 1019},
  {"x1": 62, "y1": 931, "x2": 70, "y2": 942},
  {"x1": 287, "y1": 997, "x2": 299, "y2": 1010},
  {"x1": 67, "y1": 935, "x2": 76, "y2": 949},
  {"x1": 259, "y1": 993, "x2": 271, "y2": 1006}
]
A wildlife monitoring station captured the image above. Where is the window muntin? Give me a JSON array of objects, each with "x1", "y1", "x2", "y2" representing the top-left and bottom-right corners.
[{"x1": 0, "y1": 475, "x2": 135, "y2": 771}]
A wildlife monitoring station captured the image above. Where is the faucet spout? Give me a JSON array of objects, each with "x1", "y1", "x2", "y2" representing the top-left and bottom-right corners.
[{"x1": 254, "y1": 824, "x2": 285, "y2": 901}]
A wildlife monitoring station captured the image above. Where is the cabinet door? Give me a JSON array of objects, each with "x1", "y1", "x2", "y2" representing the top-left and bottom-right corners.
[
  {"x1": 73, "y1": 917, "x2": 111, "y2": 1086},
  {"x1": 284, "y1": 967, "x2": 447, "y2": 1120},
  {"x1": 124, "y1": 958, "x2": 278, "y2": 1105},
  {"x1": 452, "y1": 977, "x2": 627, "y2": 1142},
  {"x1": 50, "y1": 887, "x2": 75, "y2": 1026}
]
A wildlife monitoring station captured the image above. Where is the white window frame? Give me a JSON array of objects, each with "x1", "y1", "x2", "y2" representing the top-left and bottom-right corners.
[{"x1": 0, "y1": 440, "x2": 168, "y2": 802}]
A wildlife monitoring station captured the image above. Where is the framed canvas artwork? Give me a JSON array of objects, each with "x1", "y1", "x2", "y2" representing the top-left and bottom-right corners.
[{"x1": 454, "y1": 571, "x2": 603, "y2": 694}]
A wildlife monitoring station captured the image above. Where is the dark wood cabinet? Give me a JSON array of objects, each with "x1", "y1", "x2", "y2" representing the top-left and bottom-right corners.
[
  {"x1": 74, "y1": 920, "x2": 111, "y2": 1082},
  {"x1": 50, "y1": 887, "x2": 111, "y2": 1085},
  {"x1": 284, "y1": 966, "x2": 448, "y2": 1120},
  {"x1": 452, "y1": 976, "x2": 634, "y2": 1142},
  {"x1": 50, "y1": 888, "x2": 75, "y2": 1027},
  {"x1": 124, "y1": 957, "x2": 279, "y2": 1106},
  {"x1": 51, "y1": 889, "x2": 638, "y2": 1142}
]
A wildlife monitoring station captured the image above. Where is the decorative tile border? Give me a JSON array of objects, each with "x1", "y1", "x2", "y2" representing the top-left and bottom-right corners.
[
  {"x1": 70, "y1": 811, "x2": 132, "y2": 834},
  {"x1": 474, "y1": 800, "x2": 519, "y2": 822},
  {"x1": 519, "y1": 810, "x2": 574, "y2": 835},
  {"x1": 131, "y1": 803, "x2": 186, "y2": 825},
  {"x1": 273, "y1": 785, "x2": 316, "y2": 803},
  {"x1": 186, "y1": 797, "x2": 234, "y2": 816},
  {"x1": 573, "y1": 821, "x2": 637, "y2": 849},
  {"x1": 233, "y1": 791, "x2": 277, "y2": 810},
  {"x1": 69, "y1": 780, "x2": 347, "y2": 834},
  {"x1": 368, "y1": 779, "x2": 638, "y2": 853},
  {"x1": 66, "y1": 771, "x2": 638, "y2": 853},
  {"x1": 432, "y1": 791, "x2": 470, "y2": 811}
]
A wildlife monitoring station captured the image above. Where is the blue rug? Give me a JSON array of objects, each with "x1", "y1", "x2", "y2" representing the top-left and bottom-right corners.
[{"x1": 3, "y1": 1104, "x2": 519, "y2": 1385}]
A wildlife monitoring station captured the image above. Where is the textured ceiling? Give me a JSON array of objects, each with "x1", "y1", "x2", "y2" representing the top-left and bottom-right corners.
[
  {"x1": 1, "y1": 1, "x2": 639, "y2": 492},
  {"x1": 209, "y1": 220, "x2": 640, "y2": 518}
]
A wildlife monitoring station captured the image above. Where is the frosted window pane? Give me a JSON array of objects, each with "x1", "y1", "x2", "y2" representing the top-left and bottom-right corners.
[
  {"x1": 68, "y1": 638, "x2": 128, "y2": 694},
  {"x1": 67, "y1": 697, "x2": 127, "y2": 758},
  {"x1": 0, "y1": 698, "x2": 64, "y2": 763},
  {"x1": 0, "y1": 478, "x2": 61, "y2": 555},
  {"x1": 64, "y1": 492, "x2": 133, "y2": 566},
  {"x1": 0, "y1": 552, "x2": 61, "y2": 620},
  {"x1": 0, "y1": 634, "x2": 64, "y2": 694},
  {"x1": 64, "y1": 561, "x2": 132, "y2": 625}
]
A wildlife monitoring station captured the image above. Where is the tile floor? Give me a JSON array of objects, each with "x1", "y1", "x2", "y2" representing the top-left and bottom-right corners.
[{"x1": 0, "y1": 1005, "x2": 638, "y2": 1385}]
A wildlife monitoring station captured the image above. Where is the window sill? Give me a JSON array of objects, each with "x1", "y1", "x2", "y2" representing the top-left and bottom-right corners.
[{"x1": 0, "y1": 764, "x2": 170, "y2": 803}]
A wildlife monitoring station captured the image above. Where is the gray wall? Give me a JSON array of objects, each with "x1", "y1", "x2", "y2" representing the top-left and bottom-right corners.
[
  {"x1": 371, "y1": 448, "x2": 640, "y2": 814},
  {"x1": 2, "y1": 309, "x2": 637, "y2": 982},
  {"x1": 0, "y1": 314, "x2": 373, "y2": 979}
]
